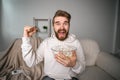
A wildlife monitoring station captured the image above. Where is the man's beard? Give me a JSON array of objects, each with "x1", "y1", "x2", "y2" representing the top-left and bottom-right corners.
[{"x1": 55, "y1": 29, "x2": 69, "y2": 41}]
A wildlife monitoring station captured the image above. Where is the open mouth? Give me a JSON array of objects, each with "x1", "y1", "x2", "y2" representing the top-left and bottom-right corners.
[
  {"x1": 58, "y1": 30, "x2": 66, "y2": 36},
  {"x1": 55, "y1": 29, "x2": 68, "y2": 40}
]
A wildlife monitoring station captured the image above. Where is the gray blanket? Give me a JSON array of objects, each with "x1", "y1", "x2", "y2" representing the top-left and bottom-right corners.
[{"x1": 0, "y1": 37, "x2": 44, "y2": 80}]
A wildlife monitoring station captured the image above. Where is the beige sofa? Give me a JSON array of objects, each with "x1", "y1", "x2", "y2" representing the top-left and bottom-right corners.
[
  {"x1": 78, "y1": 39, "x2": 120, "y2": 80},
  {"x1": 0, "y1": 38, "x2": 120, "y2": 80}
]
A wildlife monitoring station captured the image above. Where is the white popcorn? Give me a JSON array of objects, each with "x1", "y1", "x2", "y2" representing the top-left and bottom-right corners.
[{"x1": 51, "y1": 45, "x2": 76, "y2": 57}]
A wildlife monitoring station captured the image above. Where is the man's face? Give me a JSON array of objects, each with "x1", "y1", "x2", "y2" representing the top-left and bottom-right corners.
[{"x1": 53, "y1": 16, "x2": 70, "y2": 41}]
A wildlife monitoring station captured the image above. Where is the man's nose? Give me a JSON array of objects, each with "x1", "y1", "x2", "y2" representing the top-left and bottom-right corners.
[{"x1": 60, "y1": 24, "x2": 64, "y2": 29}]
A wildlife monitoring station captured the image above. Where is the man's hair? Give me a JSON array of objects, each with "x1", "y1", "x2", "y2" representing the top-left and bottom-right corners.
[{"x1": 52, "y1": 10, "x2": 71, "y2": 25}]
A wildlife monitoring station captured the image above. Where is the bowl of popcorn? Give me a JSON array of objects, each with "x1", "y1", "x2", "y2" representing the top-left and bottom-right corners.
[{"x1": 51, "y1": 45, "x2": 77, "y2": 57}]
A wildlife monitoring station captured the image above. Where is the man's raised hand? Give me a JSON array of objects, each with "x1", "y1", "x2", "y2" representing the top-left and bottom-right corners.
[{"x1": 23, "y1": 26, "x2": 37, "y2": 37}]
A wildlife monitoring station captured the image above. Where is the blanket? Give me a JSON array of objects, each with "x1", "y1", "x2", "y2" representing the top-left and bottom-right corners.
[{"x1": 0, "y1": 37, "x2": 44, "y2": 80}]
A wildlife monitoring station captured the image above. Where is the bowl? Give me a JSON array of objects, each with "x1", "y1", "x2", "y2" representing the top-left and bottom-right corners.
[{"x1": 51, "y1": 45, "x2": 77, "y2": 57}]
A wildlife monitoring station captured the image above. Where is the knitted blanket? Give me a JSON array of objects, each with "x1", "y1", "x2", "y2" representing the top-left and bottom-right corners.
[{"x1": 0, "y1": 37, "x2": 44, "y2": 80}]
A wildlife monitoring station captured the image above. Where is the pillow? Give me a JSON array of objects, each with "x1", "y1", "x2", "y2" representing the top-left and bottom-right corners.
[{"x1": 80, "y1": 39, "x2": 100, "y2": 66}]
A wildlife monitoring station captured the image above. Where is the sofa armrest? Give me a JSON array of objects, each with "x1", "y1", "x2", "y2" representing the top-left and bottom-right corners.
[{"x1": 96, "y1": 52, "x2": 120, "y2": 80}]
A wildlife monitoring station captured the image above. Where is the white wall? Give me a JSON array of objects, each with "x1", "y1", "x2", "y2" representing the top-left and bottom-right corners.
[
  {"x1": 0, "y1": 0, "x2": 117, "y2": 53},
  {"x1": 0, "y1": 0, "x2": 2, "y2": 50},
  {"x1": 115, "y1": 0, "x2": 120, "y2": 53}
]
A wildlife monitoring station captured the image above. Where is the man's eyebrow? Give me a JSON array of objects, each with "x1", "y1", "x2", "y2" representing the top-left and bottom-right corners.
[
  {"x1": 55, "y1": 21, "x2": 59, "y2": 23},
  {"x1": 64, "y1": 21, "x2": 68, "y2": 23},
  {"x1": 54, "y1": 21, "x2": 69, "y2": 23}
]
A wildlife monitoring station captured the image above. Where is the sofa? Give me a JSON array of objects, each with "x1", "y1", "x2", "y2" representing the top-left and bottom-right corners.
[
  {"x1": 0, "y1": 37, "x2": 120, "y2": 80},
  {"x1": 78, "y1": 39, "x2": 120, "y2": 80}
]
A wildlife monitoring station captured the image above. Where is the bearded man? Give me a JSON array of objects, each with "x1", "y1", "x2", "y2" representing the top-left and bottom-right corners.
[{"x1": 21, "y1": 10, "x2": 85, "y2": 80}]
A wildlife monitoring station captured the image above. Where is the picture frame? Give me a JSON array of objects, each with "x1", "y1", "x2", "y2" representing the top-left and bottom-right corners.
[{"x1": 33, "y1": 17, "x2": 51, "y2": 39}]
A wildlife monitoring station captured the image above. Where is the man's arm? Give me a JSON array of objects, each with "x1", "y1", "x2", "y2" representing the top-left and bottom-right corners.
[
  {"x1": 55, "y1": 40, "x2": 85, "y2": 74},
  {"x1": 21, "y1": 37, "x2": 36, "y2": 67},
  {"x1": 71, "y1": 41, "x2": 86, "y2": 74},
  {"x1": 21, "y1": 26, "x2": 43, "y2": 67}
]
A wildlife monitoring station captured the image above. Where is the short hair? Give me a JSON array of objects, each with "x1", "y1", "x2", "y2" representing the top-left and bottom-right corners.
[{"x1": 52, "y1": 10, "x2": 71, "y2": 25}]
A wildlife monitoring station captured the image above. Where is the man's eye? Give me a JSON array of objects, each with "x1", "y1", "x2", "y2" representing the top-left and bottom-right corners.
[
  {"x1": 55, "y1": 23, "x2": 61, "y2": 25},
  {"x1": 64, "y1": 22, "x2": 68, "y2": 25}
]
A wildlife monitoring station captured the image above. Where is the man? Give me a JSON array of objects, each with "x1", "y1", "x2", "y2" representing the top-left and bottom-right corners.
[{"x1": 21, "y1": 10, "x2": 85, "y2": 80}]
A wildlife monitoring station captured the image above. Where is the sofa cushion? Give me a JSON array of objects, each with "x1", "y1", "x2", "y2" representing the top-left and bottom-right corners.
[
  {"x1": 78, "y1": 66, "x2": 114, "y2": 80},
  {"x1": 80, "y1": 39, "x2": 100, "y2": 66},
  {"x1": 96, "y1": 52, "x2": 120, "y2": 80}
]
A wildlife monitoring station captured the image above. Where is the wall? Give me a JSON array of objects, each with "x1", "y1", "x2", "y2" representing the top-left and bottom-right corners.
[
  {"x1": 115, "y1": 0, "x2": 120, "y2": 53},
  {"x1": 0, "y1": 0, "x2": 2, "y2": 50},
  {"x1": 117, "y1": 1, "x2": 120, "y2": 51},
  {"x1": 0, "y1": 0, "x2": 117, "y2": 53}
]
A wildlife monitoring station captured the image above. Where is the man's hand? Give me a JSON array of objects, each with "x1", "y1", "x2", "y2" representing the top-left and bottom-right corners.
[
  {"x1": 23, "y1": 26, "x2": 37, "y2": 37},
  {"x1": 55, "y1": 51, "x2": 77, "y2": 67}
]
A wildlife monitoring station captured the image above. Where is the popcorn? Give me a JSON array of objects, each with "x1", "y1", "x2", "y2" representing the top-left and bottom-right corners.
[{"x1": 51, "y1": 45, "x2": 76, "y2": 57}]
